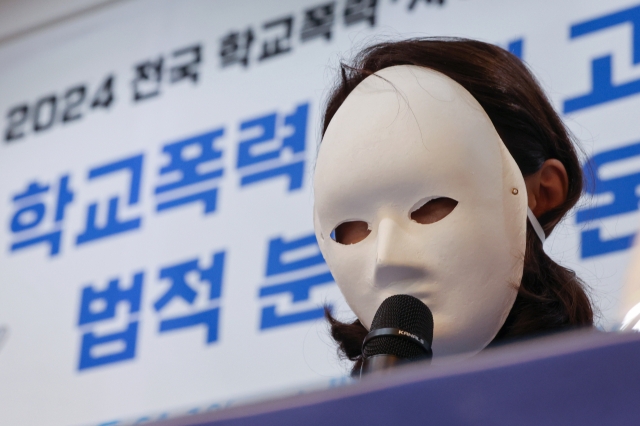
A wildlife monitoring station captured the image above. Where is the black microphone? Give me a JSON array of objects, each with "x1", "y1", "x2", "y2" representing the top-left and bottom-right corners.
[{"x1": 360, "y1": 294, "x2": 434, "y2": 377}]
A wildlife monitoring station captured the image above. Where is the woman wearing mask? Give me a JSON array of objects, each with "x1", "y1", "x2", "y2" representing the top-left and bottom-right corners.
[{"x1": 312, "y1": 38, "x2": 594, "y2": 375}]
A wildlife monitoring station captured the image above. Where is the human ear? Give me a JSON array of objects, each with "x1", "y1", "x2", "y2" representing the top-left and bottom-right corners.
[{"x1": 523, "y1": 159, "x2": 569, "y2": 218}]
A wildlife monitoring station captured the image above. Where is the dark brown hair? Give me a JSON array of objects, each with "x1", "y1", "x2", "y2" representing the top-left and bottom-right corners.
[{"x1": 321, "y1": 38, "x2": 594, "y2": 375}]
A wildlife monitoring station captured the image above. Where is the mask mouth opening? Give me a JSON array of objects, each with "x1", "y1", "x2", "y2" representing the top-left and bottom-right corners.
[
  {"x1": 330, "y1": 220, "x2": 371, "y2": 245},
  {"x1": 409, "y1": 196, "x2": 458, "y2": 225}
]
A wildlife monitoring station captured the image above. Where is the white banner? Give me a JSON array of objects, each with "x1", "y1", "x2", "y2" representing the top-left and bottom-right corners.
[{"x1": 1, "y1": 0, "x2": 640, "y2": 424}]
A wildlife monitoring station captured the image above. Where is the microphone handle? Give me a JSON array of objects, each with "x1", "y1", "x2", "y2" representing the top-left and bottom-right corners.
[{"x1": 360, "y1": 354, "x2": 404, "y2": 377}]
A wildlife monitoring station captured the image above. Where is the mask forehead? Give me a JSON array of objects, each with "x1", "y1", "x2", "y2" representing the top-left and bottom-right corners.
[
  {"x1": 313, "y1": 65, "x2": 527, "y2": 358},
  {"x1": 315, "y1": 66, "x2": 507, "y2": 229}
]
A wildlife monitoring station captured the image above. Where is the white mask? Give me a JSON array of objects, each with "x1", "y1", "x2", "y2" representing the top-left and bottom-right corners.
[{"x1": 313, "y1": 65, "x2": 528, "y2": 359}]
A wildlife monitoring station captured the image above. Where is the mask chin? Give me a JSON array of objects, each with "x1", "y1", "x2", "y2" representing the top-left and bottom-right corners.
[{"x1": 313, "y1": 65, "x2": 527, "y2": 359}]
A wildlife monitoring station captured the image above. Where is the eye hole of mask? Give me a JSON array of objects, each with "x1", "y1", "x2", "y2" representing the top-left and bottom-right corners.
[
  {"x1": 331, "y1": 221, "x2": 371, "y2": 245},
  {"x1": 410, "y1": 197, "x2": 458, "y2": 224}
]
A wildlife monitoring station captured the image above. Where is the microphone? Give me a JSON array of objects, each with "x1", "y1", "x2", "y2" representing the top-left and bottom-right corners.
[{"x1": 361, "y1": 294, "x2": 434, "y2": 377}]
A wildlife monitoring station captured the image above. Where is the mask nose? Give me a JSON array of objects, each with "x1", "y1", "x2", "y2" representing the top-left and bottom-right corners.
[{"x1": 374, "y1": 217, "x2": 426, "y2": 288}]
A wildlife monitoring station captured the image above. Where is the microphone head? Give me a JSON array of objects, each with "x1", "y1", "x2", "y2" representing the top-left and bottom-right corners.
[{"x1": 363, "y1": 294, "x2": 434, "y2": 360}]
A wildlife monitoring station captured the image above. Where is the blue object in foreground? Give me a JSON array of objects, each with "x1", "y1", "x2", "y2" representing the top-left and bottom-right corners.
[{"x1": 152, "y1": 330, "x2": 640, "y2": 426}]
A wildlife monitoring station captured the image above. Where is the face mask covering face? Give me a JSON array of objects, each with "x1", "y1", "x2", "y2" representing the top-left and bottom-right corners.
[{"x1": 314, "y1": 65, "x2": 528, "y2": 359}]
